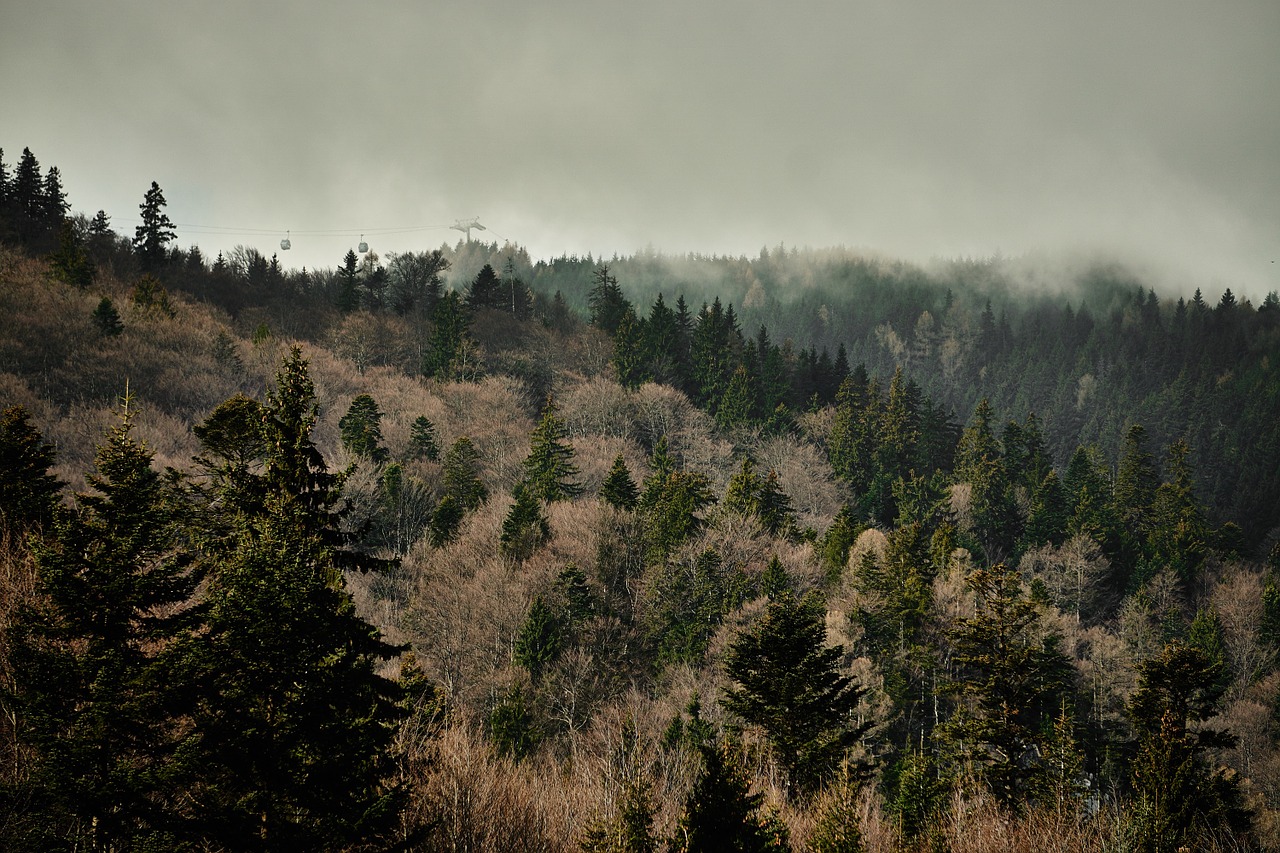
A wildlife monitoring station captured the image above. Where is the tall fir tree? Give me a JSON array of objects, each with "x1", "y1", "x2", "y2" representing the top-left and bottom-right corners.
[
  {"x1": 173, "y1": 349, "x2": 407, "y2": 849},
  {"x1": 132, "y1": 181, "x2": 176, "y2": 272},
  {"x1": 7, "y1": 404, "x2": 199, "y2": 850},
  {"x1": 522, "y1": 395, "x2": 583, "y2": 503}
]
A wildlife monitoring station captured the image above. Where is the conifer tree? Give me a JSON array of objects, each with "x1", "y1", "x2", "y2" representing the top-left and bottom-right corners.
[
  {"x1": 715, "y1": 364, "x2": 756, "y2": 431},
  {"x1": 673, "y1": 739, "x2": 789, "y2": 852},
  {"x1": 406, "y1": 415, "x2": 440, "y2": 461},
  {"x1": 132, "y1": 181, "x2": 176, "y2": 271},
  {"x1": 466, "y1": 262, "x2": 504, "y2": 310},
  {"x1": 174, "y1": 349, "x2": 407, "y2": 849},
  {"x1": 723, "y1": 593, "x2": 870, "y2": 794},
  {"x1": 8, "y1": 404, "x2": 198, "y2": 850},
  {"x1": 92, "y1": 296, "x2": 123, "y2": 336},
  {"x1": 522, "y1": 394, "x2": 583, "y2": 503},
  {"x1": 338, "y1": 393, "x2": 390, "y2": 463},
  {"x1": 938, "y1": 563, "x2": 1074, "y2": 807},
  {"x1": 723, "y1": 456, "x2": 763, "y2": 518},
  {"x1": 441, "y1": 436, "x2": 488, "y2": 511},
  {"x1": 612, "y1": 307, "x2": 648, "y2": 390},
  {"x1": 336, "y1": 249, "x2": 360, "y2": 313},
  {"x1": 0, "y1": 406, "x2": 60, "y2": 537},
  {"x1": 755, "y1": 469, "x2": 797, "y2": 539},
  {"x1": 1127, "y1": 641, "x2": 1250, "y2": 851},
  {"x1": 513, "y1": 595, "x2": 564, "y2": 680},
  {"x1": 588, "y1": 265, "x2": 632, "y2": 335},
  {"x1": 600, "y1": 454, "x2": 639, "y2": 510},
  {"x1": 422, "y1": 290, "x2": 475, "y2": 381},
  {"x1": 501, "y1": 481, "x2": 551, "y2": 562}
]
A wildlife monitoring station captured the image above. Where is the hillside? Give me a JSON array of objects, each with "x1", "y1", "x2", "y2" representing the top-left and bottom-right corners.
[{"x1": 3, "y1": 161, "x2": 1280, "y2": 850}]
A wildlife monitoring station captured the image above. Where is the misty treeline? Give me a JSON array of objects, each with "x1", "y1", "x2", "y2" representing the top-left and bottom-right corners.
[{"x1": 4, "y1": 146, "x2": 1280, "y2": 850}]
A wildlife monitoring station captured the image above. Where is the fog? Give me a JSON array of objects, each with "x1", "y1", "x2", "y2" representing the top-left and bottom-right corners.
[{"x1": 3, "y1": 1, "x2": 1278, "y2": 297}]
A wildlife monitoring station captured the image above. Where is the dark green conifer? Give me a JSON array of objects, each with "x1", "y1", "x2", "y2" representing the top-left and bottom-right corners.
[
  {"x1": 466, "y1": 262, "x2": 504, "y2": 310},
  {"x1": 513, "y1": 595, "x2": 564, "y2": 680},
  {"x1": 723, "y1": 592, "x2": 870, "y2": 794},
  {"x1": 500, "y1": 481, "x2": 551, "y2": 562},
  {"x1": 0, "y1": 406, "x2": 60, "y2": 537},
  {"x1": 8, "y1": 405, "x2": 197, "y2": 850},
  {"x1": 175, "y1": 349, "x2": 407, "y2": 849},
  {"x1": 522, "y1": 395, "x2": 583, "y2": 503},
  {"x1": 338, "y1": 393, "x2": 390, "y2": 463},
  {"x1": 441, "y1": 436, "x2": 488, "y2": 511},
  {"x1": 673, "y1": 739, "x2": 789, "y2": 852},
  {"x1": 407, "y1": 415, "x2": 441, "y2": 461},
  {"x1": 92, "y1": 296, "x2": 123, "y2": 336},
  {"x1": 132, "y1": 181, "x2": 175, "y2": 271},
  {"x1": 600, "y1": 454, "x2": 639, "y2": 511}
]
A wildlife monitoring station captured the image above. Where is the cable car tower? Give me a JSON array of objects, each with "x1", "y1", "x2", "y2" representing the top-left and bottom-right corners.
[{"x1": 451, "y1": 217, "x2": 486, "y2": 242}]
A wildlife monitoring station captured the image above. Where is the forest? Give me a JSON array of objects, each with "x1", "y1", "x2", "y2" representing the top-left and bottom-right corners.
[{"x1": 3, "y1": 144, "x2": 1280, "y2": 851}]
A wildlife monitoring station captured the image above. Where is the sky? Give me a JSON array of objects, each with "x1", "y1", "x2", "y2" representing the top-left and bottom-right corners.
[{"x1": 4, "y1": 1, "x2": 1279, "y2": 297}]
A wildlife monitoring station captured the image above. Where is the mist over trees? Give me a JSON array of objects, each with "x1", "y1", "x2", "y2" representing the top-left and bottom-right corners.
[{"x1": 3, "y1": 144, "x2": 1280, "y2": 850}]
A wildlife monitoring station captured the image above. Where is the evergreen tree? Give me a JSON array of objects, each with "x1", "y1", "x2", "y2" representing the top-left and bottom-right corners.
[
  {"x1": 427, "y1": 495, "x2": 464, "y2": 547},
  {"x1": 489, "y1": 684, "x2": 540, "y2": 761},
  {"x1": 0, "y1": 406, "x2": 60, "y2": 538},
  {"x1": 41, "y1": 166, "x2": 69, "y2": 228},
  {"x1": 716, "y1": 364, "x2": 756, "y2": 431},
  {"x1": 407, "y1": 415, "x2": 440, "y2": 461},
  {"x1": 723, "y1": 456, "x2": 764, "y2": 518},
  {"x1": 588, "y1": 265, "x2": 632, "y2": 334},
  {"x1": 338, "y1": 393, "x2": 390, "y2": 463},
  {"x1": 500, "y1": 481, "x2": 551, "y2": 562},
  {"x1": 723, "y1": 593, "x2": 870, "y2": 794},
  {"x1": 421, "y1": 290, "x2": 475, "y2": 381},
  {"x1": 92, "y1": 296, "x2": 123, "y2": 336},
  {"x1": 1127, "y1": 641, "x2": 1250, "y2": 851},
  {"x1": 612, "y1": 307, "x2": 648, "y2": 390},
  {"x1": 132, "y1": 181, "x2": 176, "y2": 271},
  {"x1": 336, "y1": 249, "x2": 360, "y2": 313},
  {"x1": 49, "y1": 218, "x2": 95, "y2": 288},
  {"x1": 174, "y1": 350, "x2": 407, "y2": 849},
  {"x1": 513, "y1": 595, "x2": 564, "y2": 680},
  {"x1": 522, "y1": 395, "x2": 583, "y2": 503},
  {"x1": 755, "y1": 469, "x2": 797, "y2": 539},
  {"x1": 600, "y1": 454, "x2": 639, "y2": 511},
  {"x1": 939, "y1": 563, "x2": 1074, "y2": 807},
  {"x1": 673, "y1": 739, "x2": 789, "y2": 852},
  {"x1": 440, "y1": 436, "x2": 488, "y2": 512},
  {"x1": 8, "y1": 405, "x2": 198, "y2": 850},
  {"x1": 466, "y1": 262, "x2": 504, "y2": 310}
]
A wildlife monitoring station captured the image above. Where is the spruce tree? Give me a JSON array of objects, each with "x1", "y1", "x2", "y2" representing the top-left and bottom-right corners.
[
  {"x1": 407, "y1": 415, "x2": 440, "y2": 461},
  {"x1": 522, "y1": 394, "x2": 583, "y2": 503},
  {"x1": 338, "y1": 393, "x2": 390, "y2": 463},
  {"x1": 600, "y1": 454, "x2": 639, "y2": 510},
  {"x1": 422, "y1": 290, "x2": 474, "y2": 381},
  {"x1": 132, "y1": 181, "x2": 176, "y2": 271},
  {"x1": 466, "y1": 262, "x2": 504, "y2": 310},
  {"x1": 174, "y1": 349, "x2": 407, "y2": 849},
  {"x1": 441, "y1": 436, "x2": 488, "y2": 511},
  {"x1": 500, "y1": 481, "x2": 551, "y2": 562},
  {"x1": 588, "y1": 265, "x2": 632, "y2": 335},
  {"x1": 673, "y1": 739, "x2": 789, "y2": 852},
  {"x1": 92, "y1": 296, "x2": 123, "y2": 336},
  {"x1": 8, "y1": 405, "x2": 198, "y2": 850},
  {"x1": 723, "y1": 593, "x2": 870, "y2": 794},
  {"x1": 513, "y1": 595, "x2": 564, "y2": 680},
  {"x1": 0, "y1": 406, "x2": 60, "y2": 537}
]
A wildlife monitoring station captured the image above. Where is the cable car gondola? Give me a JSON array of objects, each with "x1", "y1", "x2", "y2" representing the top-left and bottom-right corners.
[{"x1": 280, "y1": 230, "x2": 291, "y2": 251}]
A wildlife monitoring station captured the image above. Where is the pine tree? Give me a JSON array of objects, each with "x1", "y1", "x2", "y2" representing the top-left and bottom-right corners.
[
  {"x1": 92, "y1": 296, "x2": 123, "y2": 336},
  {"x1": 613, "y1": 308, "x2": 648, "y2": 390},
  {"x1": 466, "y1": 262, "x2": 504, "y2": 310},
  {"x1": 0, "y1": 406, "x2": 60, "y2": 538},
  {"x1": 513, "y1": 595, "x2": 564, "y2": 680},
  {"x1": 407, "y1": 415, "x2": 440, "y2": 461},
  {"x1": 938, "y1": 563, "x2": 1074, "y2": 807},
  {"x1": 755, "y1": 469, "x2": 797, "y2": 539},
  {"x1": 174, "y1": 350, "x2": 407, "y2": 849},
  {"x1": 441, "y1": 436, "x2": 487, "y2": 512},
  {"x1": 8, "y1": 404, "x2": 199, "y2": 850},
  {"x1": 522, "y1": 395, "x2": 583, "y2": 503},
  {"x1": 501, "y1": 481, "x2": 551, "y2": 562},
  {"x1": 338, "y1": 393, "x2": 390, "y2": 463},
  {"x1": 1127, "y1": 641, "x2": 1250, "y2": 851},
  {"x1": 600, "y1": 454, "x2": 639, "y2": 510},
  {"x1": 132, "y1": 181, "x2": 176, "y2": 271},
  {"x1": 673, "y1": 739, "x2": 789, "y2": 852},
  {"x1": 422, "y1": 290, "x2": 475, "y2": 381},
  {"x1": 336, "y1": 248, "x2": 360, "y2": 312},
  {"x1": 716, "y1": 364, "x2": 756, "y2": 431},
  {"x1": 723, "y1": 593, "x2": 870, "y2": 794},
  {"x1": 588, "y1": 265, "x2": 632, "y2": 334}
]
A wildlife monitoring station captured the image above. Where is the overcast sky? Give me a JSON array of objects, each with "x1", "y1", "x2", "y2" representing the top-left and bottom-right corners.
[{"x1": 4, "y1": 1, "x2": 1279, "y2": 296}]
